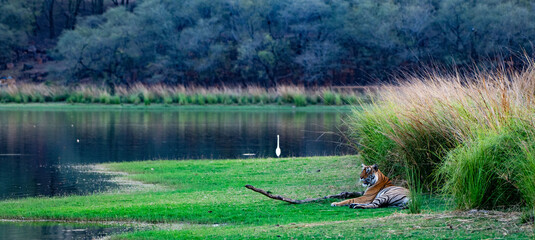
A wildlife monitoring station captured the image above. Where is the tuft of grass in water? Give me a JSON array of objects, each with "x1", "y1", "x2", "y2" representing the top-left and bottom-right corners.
[
  {"x1": 323, "y1": 91, "x2": 335, "y2": 105},
  {"x1": 163, "y1": 96, "x2": 173, "y2": 105},
  {"x1": 99, "y1": 93, "x2": 111, "y2": 104},
  {"x1": 22, "y1": 94, "x2": 30, "y2": 103},
  {"x1": 342, "y1": 95, "x2": 358, "y2": 104},
  {"x1": 280, "y1": 94, "x2": 293, "y2": 104},
  {"x1": 205, "y1": 94, "x2": 217, "y2": 104},
  {"x1": 13, "y1": 94, "x2": 22, "y2": 103},
  {"x1": 52, "y1": 92, "x2": 68, "y2": 102},
  {"x1": 195, "y1": 94, "x2": 206, "y2": 105},
  {"x1": 321, "y1": 91, "x2": 343, "y2": 105},
  {"x1": 260, "y1": 94, "x2": 271, "y2": 104},
  {"x1": 174, "y1": 93, "x2": 187, "y2": 105},
  {"x1": 237, "y1": 95, "x2": 248, "y2": 105},
  {"x1": 293, "y1": 94, "x2": 307, "y2": 107},
  {"x1": 143, "y1": 96, "x2": 151, "y2": 106},
  {"x1": 306, "y1": 95, "x2": 318, "y2": 105},
  {"x1": 187, "y1": 94, "x2": 196, "y2": 104},
  {"x1": 110, "y1": 96, "x2": 121, "y2": 104},
  {"x1": 128, "y1": 95, "x2": 141, "y2": 104},
  {"x1": 30, "y1": 94, "x2": 45, "y2": 103},
  {"x1": 218, "y1": 94, "x2": 232, "y2": 105},
  {"x1": 334, "y1": 93, "x2": 342, "y2": 105}
]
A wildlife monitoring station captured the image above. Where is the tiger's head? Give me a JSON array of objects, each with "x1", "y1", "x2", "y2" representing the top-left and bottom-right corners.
[{"x1": 360, "y1": 164, "x2": 379, "y2": 187}]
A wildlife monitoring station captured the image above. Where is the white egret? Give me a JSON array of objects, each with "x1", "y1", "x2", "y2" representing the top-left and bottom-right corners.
[{"x1": 276, "y1": 135, "x2": 281, "y2": 157}]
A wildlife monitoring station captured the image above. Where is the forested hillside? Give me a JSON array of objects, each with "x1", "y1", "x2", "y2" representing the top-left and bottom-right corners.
[{"x1": 1, "y1": 0, "x2": 534, "y2": 86}]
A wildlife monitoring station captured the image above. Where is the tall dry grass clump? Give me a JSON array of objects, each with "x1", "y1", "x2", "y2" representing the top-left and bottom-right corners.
[
  {"x1": 347, "y1": 60, "x2": 535, "y2": 210},
  {"x1": 0, "y1": 84, "x2": 69, "y2": 103}
]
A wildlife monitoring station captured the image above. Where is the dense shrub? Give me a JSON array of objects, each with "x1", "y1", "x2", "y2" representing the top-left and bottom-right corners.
[
  {"x1": 438, "y1": 131, "x2": 523, "y2": 209},
  {"x1": 347, "y1": 60, "x2": 535, "y2": 210}
]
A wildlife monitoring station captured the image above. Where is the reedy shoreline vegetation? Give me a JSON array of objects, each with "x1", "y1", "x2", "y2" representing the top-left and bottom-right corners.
[
  {"x1": 347, "y1": 60, "x2": 535, "y2": 214},
  {"x1": 0, "y1": 84, "x2": 369, "y2": 106}
]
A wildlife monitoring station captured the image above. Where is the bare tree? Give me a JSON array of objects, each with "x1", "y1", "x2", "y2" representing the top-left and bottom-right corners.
[
  {"x1": 45, "y1": 0, "x2": 55, "y2": 38},
  {"x1": 64, "y1": 0, "x2": 83, "y2": 29},
  {"x1": 111, "y1": 0, "x2": 130, "y2": 6},
  {"x1": 91, "y1": 0, "x2": 103, "y2": 14}
]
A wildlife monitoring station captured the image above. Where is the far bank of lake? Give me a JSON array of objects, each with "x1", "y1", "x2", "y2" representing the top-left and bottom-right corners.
[{"x1": 0, "y1": 84, "x2": 372, "y2": 106}]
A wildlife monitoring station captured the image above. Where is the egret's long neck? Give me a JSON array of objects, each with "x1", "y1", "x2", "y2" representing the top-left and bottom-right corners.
[{"x1": 277, "y1": 135, "x2": 280, "y2": 146}]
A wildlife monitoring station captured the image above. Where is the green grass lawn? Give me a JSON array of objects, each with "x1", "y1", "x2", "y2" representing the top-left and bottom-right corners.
[{"x1": 0, "y1": 156, "x2": 532, "y2": 239}]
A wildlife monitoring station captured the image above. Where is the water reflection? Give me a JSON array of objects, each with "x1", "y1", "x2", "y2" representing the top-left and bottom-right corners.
[
  {"x1": 0, "y1": 107, "x2": 354, "y2": 199},
  {"x1": 0, "y1": 221, "x2": 132, "y2": 240}
]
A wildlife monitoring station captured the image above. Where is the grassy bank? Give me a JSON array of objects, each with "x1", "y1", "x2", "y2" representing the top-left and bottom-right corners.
[
  {"x1": 0, "y1": 156, "x2": 380, "y2": 224},
  {"x1": 0, "y1": 103, "x2": 354, "y2": 112},
  {"x1": 0, "y1": 84, "x2": 371, "y2": 106},
  {"x1": 346, "y1": 61, "x2": 535, "y2": 213},
  {"x1": 0, "y1": 156, "x2": 532, "y2": 239}
]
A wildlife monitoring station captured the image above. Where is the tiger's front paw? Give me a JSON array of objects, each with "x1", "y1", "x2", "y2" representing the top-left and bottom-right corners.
[{"x1": 331, "y1": 202, "x2": 341, "y2": 207}]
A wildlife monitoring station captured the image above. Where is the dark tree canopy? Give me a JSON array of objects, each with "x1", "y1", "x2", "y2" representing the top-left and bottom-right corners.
[
  {"x1": 0, "y1": 1, "x2": 32, "y2": 64},
  {"x1": 2, "y1": 0, "x2": 535, "y2": 86}
]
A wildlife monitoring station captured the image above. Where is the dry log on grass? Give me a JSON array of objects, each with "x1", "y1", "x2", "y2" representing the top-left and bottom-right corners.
[{"x1": 245, "y1": 185, "x2": 363, "y2": 204}]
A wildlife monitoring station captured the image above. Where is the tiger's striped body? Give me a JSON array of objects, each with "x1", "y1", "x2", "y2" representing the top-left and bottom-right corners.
[
  {"x1": 348, "y1": 186, "x2": 408, "y2": 209},
  {"x1": 331, "y1": 164, "x2": 409, "y2": 209}
]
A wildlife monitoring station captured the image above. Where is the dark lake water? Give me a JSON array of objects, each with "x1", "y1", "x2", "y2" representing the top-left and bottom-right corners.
[{"x1": 0, "y1": 106, "x2": 354, "y2": 200}]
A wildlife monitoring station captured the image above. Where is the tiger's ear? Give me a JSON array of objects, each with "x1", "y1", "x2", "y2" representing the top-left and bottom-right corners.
[
  {"x1": 372, "y1": 164, "x2": 378, "y2": 171},
  {"x1": 361, "y1": 163, "x2": 366, "y2": 169}
]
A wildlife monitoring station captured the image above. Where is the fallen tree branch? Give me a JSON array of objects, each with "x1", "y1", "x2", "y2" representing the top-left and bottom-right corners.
[{"x1": 245, "y1": 185, "x2": 363, "y2": 204}]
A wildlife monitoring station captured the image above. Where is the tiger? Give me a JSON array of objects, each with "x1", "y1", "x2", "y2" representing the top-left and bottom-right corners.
[{"x1": 331, "y1": 164, "x2": 409, "y2": 209}]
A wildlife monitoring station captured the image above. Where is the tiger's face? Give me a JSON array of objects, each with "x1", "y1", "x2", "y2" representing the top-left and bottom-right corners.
[{"x1": 360, "y1": 164, "x2": 379, "y2": 187}]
